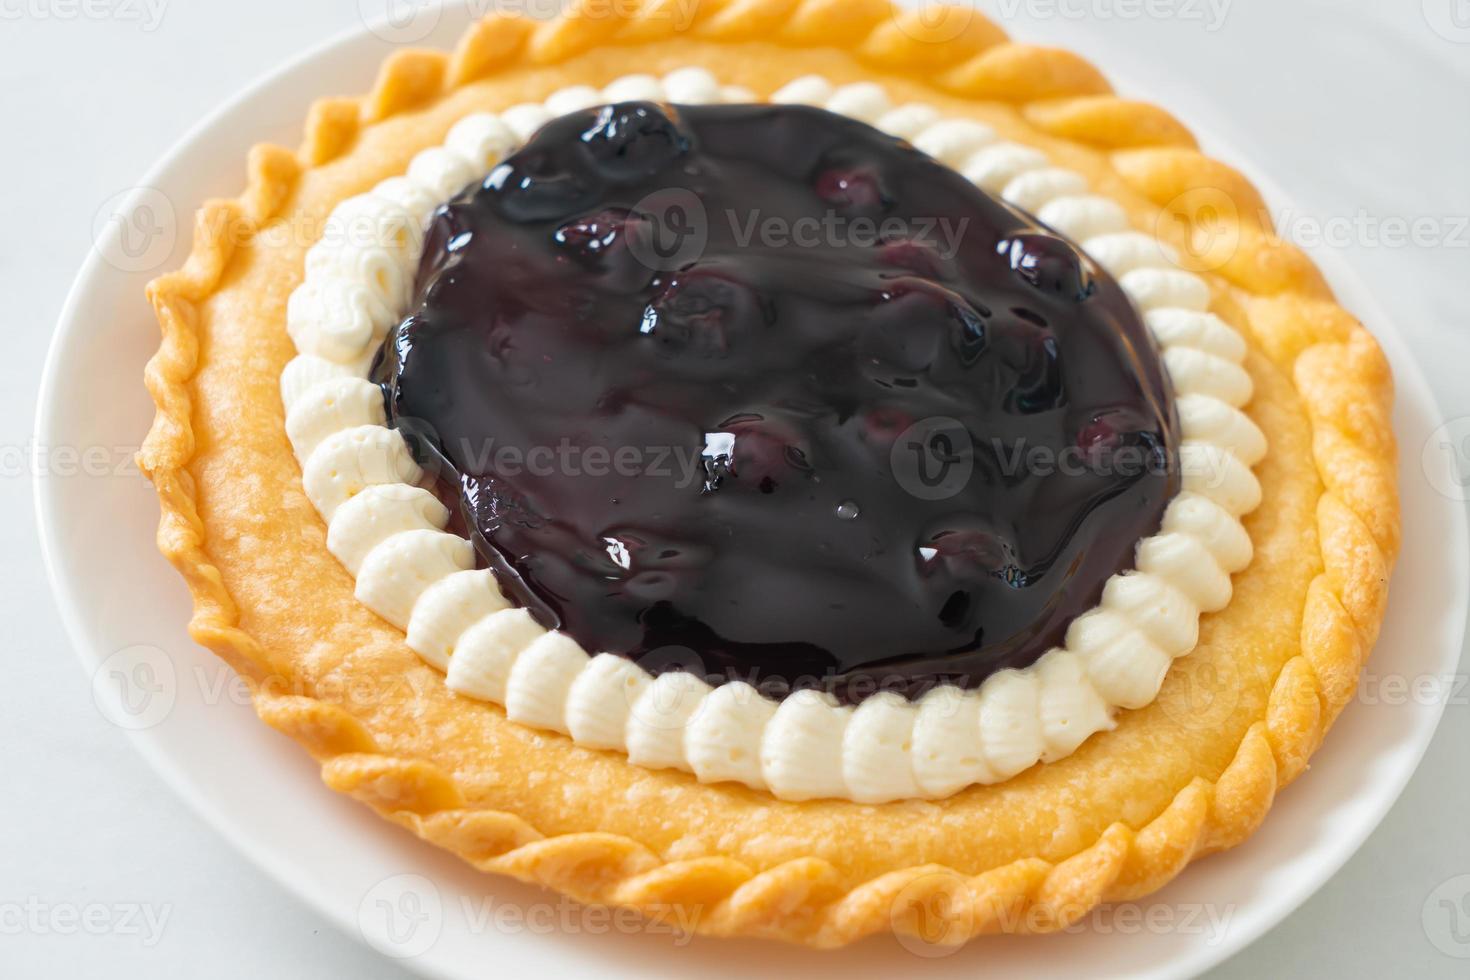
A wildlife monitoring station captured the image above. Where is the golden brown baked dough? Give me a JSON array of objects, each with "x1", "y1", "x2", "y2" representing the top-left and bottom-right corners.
[{"x1": 138, "y1": 2, "x2": 1398, "y2": 947}]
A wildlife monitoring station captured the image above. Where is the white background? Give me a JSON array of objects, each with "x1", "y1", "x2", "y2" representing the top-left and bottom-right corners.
[{"x1": 2, "y1": 0, "x2": 1468, "y2": 976}]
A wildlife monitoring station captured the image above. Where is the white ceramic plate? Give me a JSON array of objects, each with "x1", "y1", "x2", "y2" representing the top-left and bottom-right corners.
[{"x1": 35, "y1": 8, "x2": 1468, "y2": 979}]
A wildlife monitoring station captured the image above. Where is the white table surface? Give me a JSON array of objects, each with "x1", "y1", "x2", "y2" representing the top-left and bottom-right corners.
[{"x1": 3, "y1": 1, "x2": 1467, "y2": 976}]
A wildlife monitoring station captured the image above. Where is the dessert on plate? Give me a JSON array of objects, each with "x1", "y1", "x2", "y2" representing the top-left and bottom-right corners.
[{"x1": 139, "y1": 1, "x2": 1398, "y2": 947}]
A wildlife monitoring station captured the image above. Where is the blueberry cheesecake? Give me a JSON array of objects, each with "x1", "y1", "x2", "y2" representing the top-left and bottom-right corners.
[{"x1": 141, "y1": 2, "x2": 1398, "y2": 947}]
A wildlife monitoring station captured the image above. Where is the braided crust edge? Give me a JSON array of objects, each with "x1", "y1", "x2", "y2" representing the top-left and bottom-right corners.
[{"x1": 137, "y1": 1, "x2": 1398, "y2": 947}]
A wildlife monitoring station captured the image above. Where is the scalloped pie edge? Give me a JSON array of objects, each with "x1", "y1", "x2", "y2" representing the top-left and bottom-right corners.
[{"x1": 138, "y1": 1, "x2": 1398, "y2": 948}]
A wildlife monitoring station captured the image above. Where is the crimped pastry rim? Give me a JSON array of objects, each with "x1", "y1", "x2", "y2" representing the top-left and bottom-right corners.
[{"x1": 137, "y1": 1, "x2": 1399, "y2": 948}]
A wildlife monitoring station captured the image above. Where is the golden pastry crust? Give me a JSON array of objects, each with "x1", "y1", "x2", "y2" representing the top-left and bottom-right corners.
[{"x1": 138, "y1": 2, "x2": 1399, "y2": 947}]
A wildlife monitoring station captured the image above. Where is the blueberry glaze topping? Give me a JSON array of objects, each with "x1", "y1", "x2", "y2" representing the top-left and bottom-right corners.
[{"x1": 376, "y1": 102, "x2": 1179, "y2": 703}]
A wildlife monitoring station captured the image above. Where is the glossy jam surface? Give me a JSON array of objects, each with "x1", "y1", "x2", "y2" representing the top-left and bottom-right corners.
[{"x1": 378, "y1": 102, "x2": 1178, "y2": 701}]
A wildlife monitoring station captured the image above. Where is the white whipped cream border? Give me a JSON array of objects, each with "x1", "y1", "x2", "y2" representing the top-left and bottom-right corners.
[{"x1": 280, "y1": 69, "x2": 1267, "y2": 803}]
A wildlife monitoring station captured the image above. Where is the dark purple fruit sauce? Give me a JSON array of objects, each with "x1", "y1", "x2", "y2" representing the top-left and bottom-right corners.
[{"x1": 375, "y1": 102, "x2": 1178, "y2": 702}]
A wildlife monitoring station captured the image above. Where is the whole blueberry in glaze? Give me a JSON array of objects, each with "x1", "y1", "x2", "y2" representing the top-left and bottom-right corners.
[
  {"x1": 1002, "y1": 233, "x2": 1095, "y2": 302},
  {"x1": 878, "y1": 237, "x2": 948, "y2": 278},
  {"x1": 580, "y1": 103, "x2": 691, "y2": 180},
  {"x1": 554, "y1": 208, "x2": 630, "y2": 257},
  {"x1": 379, "y1": 102, "x2": 1178, "y2": 703},
  {"x1": 815, "y1": 166, "x2": 885, "y2": 208},
  {"x1": 642, "y1": 266, "x2": 771, "y2": 358}
]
